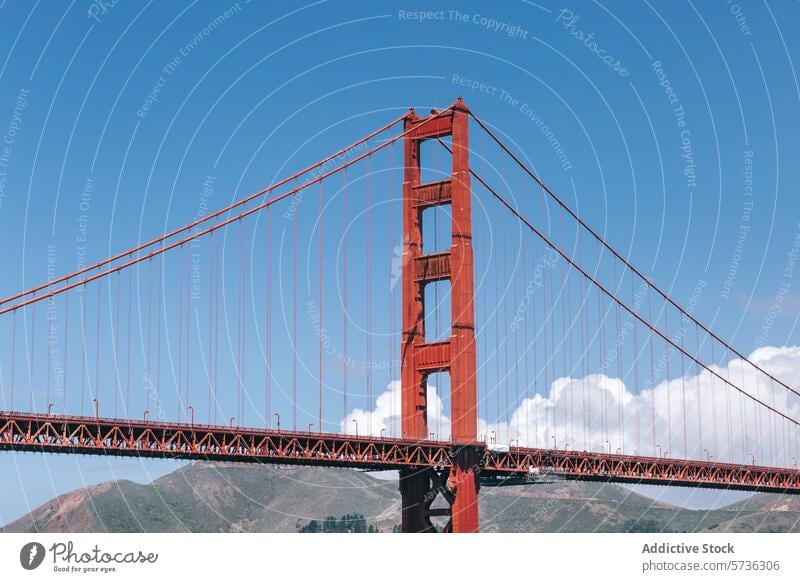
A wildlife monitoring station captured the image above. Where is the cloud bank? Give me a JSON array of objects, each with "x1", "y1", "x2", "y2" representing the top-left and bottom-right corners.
[{"x1": 341, "y1": 346, "x2": 800, "y2": 468}]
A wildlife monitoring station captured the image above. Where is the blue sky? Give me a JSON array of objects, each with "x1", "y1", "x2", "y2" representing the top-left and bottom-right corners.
[{"x1": 1, "y1": 0, "x2": 799, "y2": 523}]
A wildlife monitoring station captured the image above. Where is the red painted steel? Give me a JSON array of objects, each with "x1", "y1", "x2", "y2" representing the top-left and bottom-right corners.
[
  {"x1": 1, "y1": 411, "x2": 798, "y2": 493},
  {"x1": 400, "y1": 98, "x2": 479, "y2": 532},
  {"x1": 485, "y1": 446, "x2": 800, "y2": 493}
]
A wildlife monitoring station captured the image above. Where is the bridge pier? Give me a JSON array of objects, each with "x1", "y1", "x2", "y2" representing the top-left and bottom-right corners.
[
  {"x1": 398, "y1": 468, "x2": 436, "y2": 532},
  {"x1": 398, "y1": 446, "x2": 480, "y2": 533},
  {"x1": 449, "y1": 447, "x2": 480, "y2": 532}
]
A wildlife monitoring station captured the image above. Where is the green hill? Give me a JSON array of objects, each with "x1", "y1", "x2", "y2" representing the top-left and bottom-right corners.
[{"x1": 4, "y1": 462, "x2": 799, "y2": 533}]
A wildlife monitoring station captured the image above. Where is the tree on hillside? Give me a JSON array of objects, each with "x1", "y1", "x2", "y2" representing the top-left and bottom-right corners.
[{"x1": 297, "y1": 513, "x2": 373, "y2": 533}]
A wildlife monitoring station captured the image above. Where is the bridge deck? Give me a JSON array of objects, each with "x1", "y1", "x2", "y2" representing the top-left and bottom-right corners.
[{"x1": 2, "y1": 411, "x2": 799, "y2": 494}]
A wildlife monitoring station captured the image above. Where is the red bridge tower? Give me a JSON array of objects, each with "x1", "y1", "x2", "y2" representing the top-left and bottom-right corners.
[{"x1": 399, "y1": 98, "x2": 480, "y2": 533}]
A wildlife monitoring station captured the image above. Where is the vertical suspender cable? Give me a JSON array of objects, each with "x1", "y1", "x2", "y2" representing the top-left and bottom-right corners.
[
  {"x1": 30, "y1": 298, "x2": 36, "y2": 411},
  {"x1": 126, "y1": 271, "x2": 132, "y2": 413},
  {"x1": 565, "y1": 242, "x2": 573, "y2": 447},
  {"x1": 680, "y1": 319, "x2": 687, "y2": 458},
  {"x1": 186, "y1": 244, "x2": 192, "y2": 418},
  {"x1": 147, "y1": 258, "x2": 153, "y2": 386},
  {"x1": 521, "y1": 188, "x2": 530, "y2": 447},
  {"x1": 532, "y1": 233, "x2": 539, "y2": 447},
  {"x1": 695, "y1": 325, "x2": 702, "y2": 456},
  {"x1": 388, "y1": 141, "x2": 395, "y2": 435},
  {"x1": 209, "y1": 232, "x2": 214, "y2": 422},
  {"x1": 541, "y1": 204, "x2": 550, "y2": 445},
  {"x1": 81, "y1": 287, "x2": 86, "y2": 414},
  {"x1": 502, "y1": 203, "x2": 509, "y2": 441},
  {"x1": 648, "y1": 290, "x2": 656, "y2": 454},
  {"x1": 342, "y1": 168, "x2": 348, "y2": 421},
  {"x1": 157, "y1": 253, "x2": 163, "y2": 406},
  {"x1": 491, "y1": 190, "x2": 501, "y2": 430},
  {"x1": 512, "y1": 216, "x2": 521, "y2": 440},
  {"x1": 580, "y1": 239, "x2": 588, "y2": 451},
  {"x1": 94, "y1": 284, "x2": 101, "y2": 414},
  {"x1": 631, "y1": 275, "x2": 640, "y2": 454},
  {"x1": 598, "y1": 289, "x2": 606, "y2": 446},
  {"x1": 664, "y1": 310, "x2": 672, "y2": 456},
  {"x1": 292, "y1": 193, "x2": 298, "y2": 430},
  {"x1": 11, "y1": 309, "x2": 16, "y2": 409},
  {"x1": 213, "y1": 235, "x2": 220, "y2": 424},
  {"x1": 239, "y1": 219, "x2": 245, "y2": 425},
  {"x1": 46, "y1": 298, "x2": 51, "y2": 410},
  {"x1": 614, "y1": 262, "x2": 623, "y2": 453},
  {"x1": 318, "y1": 179, "x2": 323, "y2": 431},
  {"x1": 366, "y1": 155, "x2": 373, "y2": 435},
  {"x1": 266, "y1": 209, "x2": 271, "y2": 427},
  {"x1": 178, "y1": 245, "x2": 184, "y2": 415},
  {"x1": 114, "y1": 272, "x2": 120, "y2": 416}
]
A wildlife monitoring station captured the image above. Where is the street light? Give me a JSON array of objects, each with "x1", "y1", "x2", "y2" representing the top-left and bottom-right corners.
[
  {"x1": 552, "y1": 435, "x2": 557, "y2": 450},
  {"x1": 47, "y1": 403, "x2": 54, "y2": 415},
  {"x1": 380, "y1": 428, "x2": 386, "y2": 439},
  {"x1": 605, "y1": 440, "x2": 611, "y2": 454},
  {"x1": 188, "y1": 405, "x2": 195, "y2": 426},
  {"x1": 230, "y1": 416, "x2": 236, "y2": 428},
  {"x1": 273, "y1": 412, "x2": 280, "y2": 430},
  {"x1": 308, "y1": 423, "x2": 314, "y2": 433},
  {"x1": 656, "y1": 444, "x2": 662, "y2": 458},
  {"x1": 143, "y1": 410, "x2": 149, "y2": 423},
  {"x1": 490, "y1": 430, "x2": 496, "y2": 444},
  {"x1": 352, "y1": 419, "x2": 358, "y2": 437},
  {"x1": 92, "y1": 398, "x2": 99, "y2": 418},
  {"x1": 704, "y1": 448, "x2": 712, "y2": 462}
]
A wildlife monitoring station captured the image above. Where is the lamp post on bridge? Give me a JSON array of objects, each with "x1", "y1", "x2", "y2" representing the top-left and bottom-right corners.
[
  {"x1": 47, "y1": 403, "x2": 53, "y2": 416},
  {"x1": 188, "y1": 405, "x2": 195, "y2": 427},
  {"x1": 308, "y1": 423, "x2": 314, "y2": 433},
  {"x1": 490, "y1": 430, "x2": 496, "y2": 444},
  {"x1": 274, "y1": 412, "x2": 280, "y2": 430},
  {"x1": 229, "y1": 416, "x2": 235, "y2": 428},
  {"x1": 143, "y1": 410, "x2": 149, "y2": 423},
  {"x1": 92, "y1": 398, "x2": 99, "y2": 419},
  {"x1": 352, "y1": 419, "x2": 358, "y2": 437}
]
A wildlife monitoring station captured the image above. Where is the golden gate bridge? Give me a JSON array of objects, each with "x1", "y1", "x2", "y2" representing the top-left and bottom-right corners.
[{"x1": 1, "y1": 98, "x2": 798, "y2": 532}]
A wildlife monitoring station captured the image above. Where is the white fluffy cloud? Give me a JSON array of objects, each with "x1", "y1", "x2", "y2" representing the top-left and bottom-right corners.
[
  {"x1": 342, "y1": 346, "x2": 800, "y2": 468},
  {"x1": 341, "y1": 380, "x2": 451, "y2": 439}
]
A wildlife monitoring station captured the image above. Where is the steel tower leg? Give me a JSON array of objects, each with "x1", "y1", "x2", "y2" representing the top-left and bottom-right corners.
[{"x1": 400, "y1": 98, "x2": 479, "y2": 533}]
